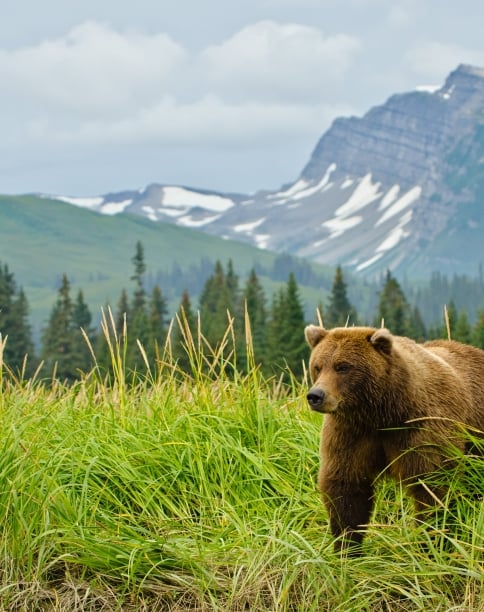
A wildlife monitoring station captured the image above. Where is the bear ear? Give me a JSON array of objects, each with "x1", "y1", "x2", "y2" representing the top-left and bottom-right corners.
[
  {"x1": 369, "y1": 328, "x2": 393, "y2": 355},
  {"x1": 305, "y1": 325, "x2": 327, "y2": 348}
]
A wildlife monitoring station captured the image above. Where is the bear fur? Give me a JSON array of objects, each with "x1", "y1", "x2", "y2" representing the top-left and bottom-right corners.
[{"x1": 304, "y1": 325, "x2": 484, "y2": 553}]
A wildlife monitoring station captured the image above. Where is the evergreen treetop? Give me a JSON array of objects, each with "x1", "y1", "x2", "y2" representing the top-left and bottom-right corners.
[
  {"x1": 41, "y1": 274, "x2": 90, "y2": 381},
  {"x1": 325, "y1": 265, "x2": 357, "y2": 327}
]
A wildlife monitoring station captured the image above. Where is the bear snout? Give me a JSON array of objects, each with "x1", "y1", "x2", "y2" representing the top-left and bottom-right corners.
[{"x1": 307, "y1": 388, "x2": 326, "y2": 412}]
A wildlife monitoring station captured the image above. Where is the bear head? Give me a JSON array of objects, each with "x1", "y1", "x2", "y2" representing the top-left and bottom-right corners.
[{"x1": 304, "y1": 325, "x2": 394, "y2": 425}]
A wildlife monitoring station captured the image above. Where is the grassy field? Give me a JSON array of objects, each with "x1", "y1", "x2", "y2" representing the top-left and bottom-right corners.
[{"x1": 0, "y1": 323, "x2": 483, "y2": 611}]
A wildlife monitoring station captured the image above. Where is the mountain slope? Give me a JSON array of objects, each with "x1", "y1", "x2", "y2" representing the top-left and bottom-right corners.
[
  {"x1": 0, "y1": 195, "x2": 334, "y2": 333},
  {"x1": 40, "y1": 64, "x2": 484, "y2": 279}
]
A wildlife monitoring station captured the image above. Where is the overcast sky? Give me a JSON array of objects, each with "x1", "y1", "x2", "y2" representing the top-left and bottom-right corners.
[{"x1": 2, "y1": 0, "x2": 484, "y2": 196}]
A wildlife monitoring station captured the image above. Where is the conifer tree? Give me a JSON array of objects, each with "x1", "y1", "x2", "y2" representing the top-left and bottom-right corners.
[
  {"x1": 325, "y1": 265, "x2": 357, "y2": 327},
  {"x1": 0, "y1": 263, "x2": 15, "y2": 307},
  {"x1": 0, "y1": 264, "x2": 35, "y2": 373},
  {"x1": 148, "y1": 285, "x2": 169, "y2": 362},
  {"x1": 96, "y1": 288, "x2": 130, "y2": 375},
  {"x1": 131, "y1": 240, "x2": 147, "y2": 313},
  {"x1": 41, "y1": 274, "x2": 78, "y2": 381},
  {"x1": 407, "y1": 305, "x2": 427, "y2": 341},
  {"x1": 267, "y1": 274, "x2": 308, "y2": 379},
  {"x1": 472, "y1": 309, "x2": 484, "y2": 348},
  {"x1": 284, "y1": 272, "x2": 309, "y2": 377},
  {"x1": 454, "y1": 309, "x2": 472, "y2": 344},
  {"x1": 199, "y1": 261, "x2": 224, "y2": 316},
  {"x1": 0, "y1": 263, "x2": 16, "y2": 365},
  {"x1": 266, "y1": 286, "x2": 286, "y2": 376},
  {"x1": 226, "y1": 258, "x2": 245, "y2": 358},
  {"x1": 375, "y1": 271, "x2": 410, "y2": 335},
  {"x1": 11, "y1": 289, "x2": 35, "y2": 373},
  {"x1": 172, "y1": 290, "x2": 197, "y2": 373},
  {"x1": 199, "y1": 260, "x2": 232, "y2": 349},
  {"x1": 226, "y1": 259, "x2": 239, "y2": 312},
  {"x1": 127, "y1": 242, "x2": 150, "y2": 370},
  {"x1": 72, "y1": 289, "x2": 96, "y2": 373},
  {"x1": 240, "y1": 268, "x2": 267, "y2": 372}
]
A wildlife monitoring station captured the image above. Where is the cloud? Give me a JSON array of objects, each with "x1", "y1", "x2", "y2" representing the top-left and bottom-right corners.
[
  {"x1": 31, "y1": 95, "x2": 354, "y2": 147},
  {"x1": 387, "y1": 6, "x2": 413, "y2": 27},
  {"x1": 349, "y1": 0, "x2": 419, "y2": 27},
  {"x1": 404, "y1": 41, "x2": 484, "y2": 81},
  {"x1": 0, "y1": 20, "x2": 360, "y2": 150},
  {"x1": 0, "y1": 21, "x2": 187, "y2": 117},
  {"x1": 200, "y1": 21, "x2": 361, "y2": 103}
]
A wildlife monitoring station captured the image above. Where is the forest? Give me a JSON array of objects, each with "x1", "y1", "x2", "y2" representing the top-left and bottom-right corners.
[{"x1": 1, "y1": 241, "x2": 484, "y2": 382}]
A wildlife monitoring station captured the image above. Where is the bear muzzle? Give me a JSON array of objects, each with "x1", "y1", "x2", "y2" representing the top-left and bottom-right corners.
[
  {"x1": 307, "y1": 388, "x2": 328, "y2": 413},
  {"x1": 307, "y1": 387, "x2": 341, "y2": 413}
]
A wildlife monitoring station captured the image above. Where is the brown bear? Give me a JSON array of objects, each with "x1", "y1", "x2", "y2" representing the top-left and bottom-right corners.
[{"x1": 304, "y1": 325, "x2": 484, "y2": 553}]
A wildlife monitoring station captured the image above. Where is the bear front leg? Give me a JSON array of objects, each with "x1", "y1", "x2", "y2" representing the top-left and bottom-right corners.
[
  {"x1": 318, "y1": 422, "x2": 384, "y2": 554},
  {"x1": 320, "y1": 475, "x2": 375, "y2": 555}
]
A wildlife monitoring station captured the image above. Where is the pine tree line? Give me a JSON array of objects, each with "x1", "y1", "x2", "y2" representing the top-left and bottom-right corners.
[
  {"x1": 40, "y1": 275, "x2": 96, "y2": 380},
  {"x1": 147, "y1": 258, "x2": 484, "y2": 328},
  {"x1": 0, "y1": 263, "x2": 34, "y2": 374},
  {"x1": 1, "y1": 246, "x2": 484, "y2": 383},
  {"x1": 403, "y1": 268, "x2": 484, "y2": 326}
]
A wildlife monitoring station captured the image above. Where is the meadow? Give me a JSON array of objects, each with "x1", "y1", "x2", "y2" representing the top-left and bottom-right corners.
[{"x1": 0, "y1": 315, "x2": 482, "y2": 611}]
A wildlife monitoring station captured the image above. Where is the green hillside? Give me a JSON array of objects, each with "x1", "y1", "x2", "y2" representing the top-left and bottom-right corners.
[{"x1": 0, "y1": 195, "x2": 333, "y2": 335}]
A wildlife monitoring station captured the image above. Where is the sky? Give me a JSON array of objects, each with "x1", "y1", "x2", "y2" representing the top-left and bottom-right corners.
[{"x1": 2, "y1": 0, "x2": 484, "y2": 197}]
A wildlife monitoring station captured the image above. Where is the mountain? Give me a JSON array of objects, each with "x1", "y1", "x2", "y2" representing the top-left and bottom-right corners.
[{"x1": 42, "y1": 64, "x2": 484, "y2": 279}]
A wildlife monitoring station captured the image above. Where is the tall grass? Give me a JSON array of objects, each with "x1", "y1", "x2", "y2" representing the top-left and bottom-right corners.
[{"x1": 0, "y1": 318, "x2": 482, "y2": 610}]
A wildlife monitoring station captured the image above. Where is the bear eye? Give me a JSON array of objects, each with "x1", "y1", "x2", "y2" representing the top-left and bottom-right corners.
[
  {"x1": 313, "y1": 365, "x2": 321, "y2": 376},
  {"x1": 334, "y1": 362, "x2": 351, "y2": 373}
]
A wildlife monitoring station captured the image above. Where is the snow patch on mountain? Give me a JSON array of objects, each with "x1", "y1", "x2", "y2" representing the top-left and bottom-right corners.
[
  {"x1": 377, "y1": 211, "x2": 413, "y2": 252},
  {"x1": 290, "y1": 163, "x2": 336, "y2": 201},
  {"x1": 55, "y1": 195, "x2": 104, "y2": 209},
  {"x1": 322, "y1": 215, "x2": 363, "y2": 239},
  {"x1": 142, "y1": 205, "x2": 157, "y2": 221},
  {"x1": 234, "y1": 218, "x2": 266, "y2": 234},
  {"x1": 50, "y1": 194, "x2": 133, "y2": 215},
  {"x1": 268, "y1": 164, "x2": 337, "y2": 205},
  {"x1": 254, "y1": 234, "x2": 270, "y2": 249},
  {"x1": 440, "y1": 84, "x2": 455, "y2": 100},
  {"x1": 334, "y1": 173, "x2": 382, "y2": 218},
  {"x1": 340, "y1": 178, "x2": 354, "y2": 189},
  {"x1": 101, "y1": 200, "x2": 133, "y2": 215},
  {"x1": 379, "y1": 185, "x2": 400, "y2": 209},
  {"x1": 268, "y1": 178, "x2": 309, "y2": 200},
  {"x1": 161, "y1": 187, "x2": 234, "y2": 212},
  {"x1": 177, "y1": 214, "x2": 221, "y2": 228},
  {"x1": 376, "y1": 186, "x2": 421, "y2": 226},
  {"x1": 356, "y1": 209, "x2": 414, "y2": 271},
  {"x1": 356, "y1": 253, "x2": 383, "y2": 272},
  {"x1": 159, "y1": 206, "x2": 188, "y2": 218},
  {"x1": 416, "y1": 84, "x2": 441, "y2": 94}
]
